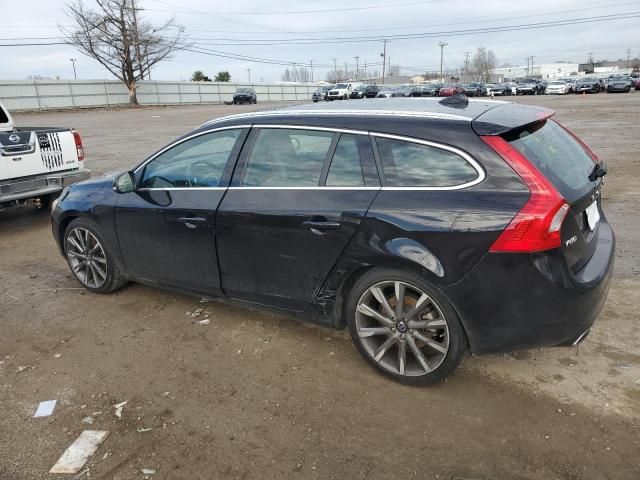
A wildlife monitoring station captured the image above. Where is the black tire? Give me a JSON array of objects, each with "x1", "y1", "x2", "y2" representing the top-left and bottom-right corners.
[
  {"x1": 346, "y1": 268, "x2": 468, "y2": 386},
  {"x1": 63, "y1": 218, "x2": 128, "y2": 294}
]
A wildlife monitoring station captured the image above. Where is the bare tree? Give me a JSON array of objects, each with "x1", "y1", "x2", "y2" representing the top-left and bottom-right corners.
[
  {"x1": 63, "y1": 0, "x2": 187, "y2": 104},
  {"x1": 471, "y1": 47, "x2": 498, "y2": 82}
]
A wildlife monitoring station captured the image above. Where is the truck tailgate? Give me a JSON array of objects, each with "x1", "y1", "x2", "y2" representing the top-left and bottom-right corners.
[{"x1": 0, "y1": 129, "x2": 79, "y2": 181}]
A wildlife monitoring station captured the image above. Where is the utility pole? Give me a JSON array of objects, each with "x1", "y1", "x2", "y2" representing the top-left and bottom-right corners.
[
  {"x1": 627, "y1": 48, "x2": 631, "y2": 68},
  {"x1": 69, "y1": 58, "x2": 77, "y2": 80},
  {"x1": 354, "y1": 56, "x2": 360, "y2": 80},
  {"x1": 309, "y1": 60, "x2": 314, "y2": 82},
  {"x1": 364, "y1": 60, "x2": 367, "y2": 80},
  {"x1": 344, "y1": 61, "x2": 348, "y2": 80},
  {"x1": 246, "y1": 68, "x2": 252, "y2": 83},
  {"x1": 332, "y1": 58, "x2": 338, "y2": 82},
  {"x1": 381, "y1": 39, "x2": 387, "y2": 84},
  {"x1": 530, "y1": 56, "x2": 535, "y2": 76},
  {"x1": 464, "y1": 51, "x2": 470, "y2": 82},
  {"x1": 388, "y1": 56, "x2": 391, "y2": 77},
  {"x1": 438, "y1": 41, "x2": 448, "y2": 84},
  {"x1": 526, "y1": 57, "x2": 529, "y2": 76}
]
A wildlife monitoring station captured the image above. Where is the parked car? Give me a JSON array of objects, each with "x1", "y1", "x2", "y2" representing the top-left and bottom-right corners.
[
  {"x1": 560, "y1": 78, "x2": 576, "y2": 93},
  {"x1": 462, "y1": 83, "x2": 482, "y2": 97},
  {"x1": 0, "y1": 101, "x2": 89, "y2": 212},
  {"x1": 376, "y1": 86, "x2": 398, "y2": 98},
  {"x1": 51, "y1": 98, "x2": 614, "y2": 385},
  {"x1": 232, "y1": 88, "x2": 257, "y2": 104},
  {"x1": 438, "y1": 83, "x2": 465, "y2": 96},
  {"x1": 635, "y1": 78, "x2": 640, "y2": 91},
  {"x1": 516, "y1": 79, "x2": 542, "y2": 95},
  {"x1": 393, "y1": 86, "x2": 413, "y2": 97},
  {"x1": 607, "y1": 76, "x2": 631, "y2": 93},
  {"x1": 350, "y1": 84, "x2": 368, "y2": 99},
  {"x1": 545, "y1": 80, "x2": 570, "y2": 95},
  {"x1": 365, "y1": 84, "x2": 380, "y2": 98},
  {"x1": 420, "y1": 84, "x2": 440, "y2": 96},
  {"x1": 328, "y1": 82, "x2": 357, "y2": 100},
  {"x1": 312, "y1": 85, "x2": 333, "y2": 102},
  {"x1": 575, "y1": 77, "x2": 601, "y2": 94},
  {"x1": 490, "y1": 83, "x2": 514, "y2": 96}
]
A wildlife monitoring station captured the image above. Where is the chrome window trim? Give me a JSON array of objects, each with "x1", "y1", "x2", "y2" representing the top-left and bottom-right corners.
[
  {"x1": 371, "y1": 132, "x2": 486, "y2": 191},
  {"x1": 137, "y1": 187, "x2": 227, "y2": 191},
  {"x1": 252, "y1": 124, "x2": 368, "y2": 135},
  {"x1": 199, "y1": 109, "x2": 472, "y2": 129},
  {"x1": 227, "y1": 186, "x2": 380, "y2": 191},
  {"x1": 133, "y1": 125, "x2": 252, "y2": 175}
]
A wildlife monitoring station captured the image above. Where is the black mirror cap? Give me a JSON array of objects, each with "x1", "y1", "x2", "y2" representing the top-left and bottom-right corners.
[{"x1": 113, "y1": 171, "x2": 136, "y2": 194}]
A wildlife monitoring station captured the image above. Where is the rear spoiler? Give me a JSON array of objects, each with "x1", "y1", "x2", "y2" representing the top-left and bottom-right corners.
[{"x1": 472, "y1": 103, "x2": 555, "y2": 136}]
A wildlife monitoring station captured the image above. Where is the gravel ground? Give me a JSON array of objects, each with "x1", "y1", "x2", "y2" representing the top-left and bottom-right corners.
[{"x1": 1, "y1": 96, "x2": 639, "y2": 480}]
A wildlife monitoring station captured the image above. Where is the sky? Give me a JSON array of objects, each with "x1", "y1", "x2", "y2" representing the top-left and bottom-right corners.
[{"x1": 0, "y1": 0, "x2": 638, "y2": 82}]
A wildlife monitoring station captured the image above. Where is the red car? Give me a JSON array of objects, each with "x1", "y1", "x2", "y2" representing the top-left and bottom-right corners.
[
  {"x1": 635, "y1": 78, "x2": 640, "y2": 91},
  {"x1": 438, "y1": 83, "x2": 465, "y2": 96}
]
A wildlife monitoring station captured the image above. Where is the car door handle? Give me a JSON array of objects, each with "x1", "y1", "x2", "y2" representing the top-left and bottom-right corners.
[
  {"x1": 302, "y1": 220, "x2": 341, "y2": 231},
  {"x1": 178, "y1": 216, "x2": 206, "y2": 224}
]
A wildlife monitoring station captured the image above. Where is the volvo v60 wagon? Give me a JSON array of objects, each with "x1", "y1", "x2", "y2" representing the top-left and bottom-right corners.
[{"x1": 51, "y1": 98, "x2": 614, "y2": 385}]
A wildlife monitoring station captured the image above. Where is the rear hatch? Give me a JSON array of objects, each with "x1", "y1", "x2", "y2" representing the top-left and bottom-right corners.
[
  {"x1": 503, "y1": 120, "x2": 602, "y2": 272},
  {"x1": 474, "y1": 104, "x2": 602, "y2": 272}
]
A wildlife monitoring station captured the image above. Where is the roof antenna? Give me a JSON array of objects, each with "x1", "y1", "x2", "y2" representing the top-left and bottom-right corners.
[{"x1": 439, "y1": 93, "x2": 469, "y2": 109}]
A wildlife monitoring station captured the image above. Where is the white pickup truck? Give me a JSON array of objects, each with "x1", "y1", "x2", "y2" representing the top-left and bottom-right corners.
[{"x1": 0, "y1": 101, "x2": 89, "y2": 211}]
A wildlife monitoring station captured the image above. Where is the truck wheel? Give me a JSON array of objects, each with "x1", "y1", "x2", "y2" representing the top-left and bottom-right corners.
[{"x1": 64, "y1": 218, "x2": 128, "y2": 294}]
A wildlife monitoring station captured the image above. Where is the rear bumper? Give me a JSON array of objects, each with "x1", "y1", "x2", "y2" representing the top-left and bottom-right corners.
[
  {"x1": 0, "y1": 168, "x2": 90, "y2": 204},
  {"x1": 442, "y1": 218, "x2": 615, "y2": 354}
]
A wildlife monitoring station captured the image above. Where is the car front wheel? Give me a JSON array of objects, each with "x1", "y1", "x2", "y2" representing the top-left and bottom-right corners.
[
  {"x1": 347, "y1": 268, "x2": 467, "y2": 385},
  {"x1": 64, "y1": 219, "x2": 128, "y2": 294}
]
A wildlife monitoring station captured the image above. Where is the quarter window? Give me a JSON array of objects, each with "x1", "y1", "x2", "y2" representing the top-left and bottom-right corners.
[
  {"x1": 140, "y1": 129, "x2": 242, "y2": 188},
  {"x1": 242, "y1": 129, "x2": 334, "y2": 187},
  {"x1": 375, "y1": 137, "x2": 479, "y2": 187},
  {"x1": 326, "y1": 134, "x2": 365, "y2": 187}
]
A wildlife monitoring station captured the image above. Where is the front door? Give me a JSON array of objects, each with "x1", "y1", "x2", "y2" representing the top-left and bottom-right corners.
[
  {"x1": 114, "y1": 128, "x2": 248, "y2": 294},
  {"x1": 216, "y1": 127, "x2": 380, "y2": 310}
]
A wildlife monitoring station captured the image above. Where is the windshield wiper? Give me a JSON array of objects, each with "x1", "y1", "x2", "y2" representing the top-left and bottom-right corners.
[{"x1": 588, "y1": 161, "x2": 607, "y2": 182}]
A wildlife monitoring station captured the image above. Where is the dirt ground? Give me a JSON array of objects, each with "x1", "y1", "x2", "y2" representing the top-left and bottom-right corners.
[{"x1": 1, "y1": 96, "x2": 639, "y2": 480}]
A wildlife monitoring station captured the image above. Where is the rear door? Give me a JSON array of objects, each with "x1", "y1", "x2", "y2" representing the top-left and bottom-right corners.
[
  {"x1": 216, "y1": 126, "x2": 380, "y2": 311},
  {"x1": 503, "y1": 119, "x2": 602, "y2": 271},
  {"x1": 114, "y1": 127, "x2": 248, "y2": 294}
]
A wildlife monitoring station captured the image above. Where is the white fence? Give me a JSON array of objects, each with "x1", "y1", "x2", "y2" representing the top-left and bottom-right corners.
[{"x1": 0, "y1": 80, "x2": 320, "y2": 111}]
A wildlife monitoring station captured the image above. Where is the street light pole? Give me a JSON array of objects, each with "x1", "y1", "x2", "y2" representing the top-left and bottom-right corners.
[
  {"x1": 246, "y1": 68, "x2": 252, "y2": 83},
  {"x1": 70, "y1": 58, "x2": 77, "y2": 80},
  {"x1": 438, "y1": 41, "x2": 448, "y2": 84},
  {"x1": 354, "y1": 56, "x2": 359, "y2": 81}
]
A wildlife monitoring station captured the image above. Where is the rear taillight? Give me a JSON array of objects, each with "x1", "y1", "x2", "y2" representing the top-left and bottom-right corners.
[
  {"x1": 557, "y1": 122, "x2": 599, "y2": 163},
  {"x1": 73, "y1": 131, "x2": 84, "y2": 161},
  {"x1": 481, "y1": 135, "x2": 570, "y2": 253}
]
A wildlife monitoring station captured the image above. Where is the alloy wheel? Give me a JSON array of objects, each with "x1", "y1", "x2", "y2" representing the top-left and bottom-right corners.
[
  {"x1": 355, "y1": 281, "x2": 449, "y2": 377},
  {"x1": 66, "y1": 227, "x2": 108, "y2": 289}
]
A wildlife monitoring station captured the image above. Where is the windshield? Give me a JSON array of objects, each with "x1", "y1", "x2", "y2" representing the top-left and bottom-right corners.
[
  {"x1": 236, "y1": 88, "x2": 252, "y2": 93},
  {"x1": 506, "y1": 120, "x2": 597, "y2": 203},
  {"x1": 356, "y1": 85, "x2": 367, "y2": 91},
  {"x1": 581, "y1": 78, "x2": 596, "y2": 82},
  {"x1": 335, "y1": 83, "x2": 348, "y2": 89},
  {"x1": 442, "y1": 84, "x2": 456, "y2": 88},
  {"x1": 550, "y1": 81, "x2": 565, "y2": 85}
]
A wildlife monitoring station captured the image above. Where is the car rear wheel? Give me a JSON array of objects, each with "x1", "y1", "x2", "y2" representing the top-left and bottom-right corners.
[
  {"x1": 64, "y1": 219, "x2": 128, "y2": 294},
  {"x1": 347, "y1": 268, "x2": 467, "y2": 385}
]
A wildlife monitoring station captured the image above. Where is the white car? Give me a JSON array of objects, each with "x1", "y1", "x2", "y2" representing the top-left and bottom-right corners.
[
  {"x1": 546, "y1": 81, "x2": 569, "y2": 95},
  {"x1": 327, "y1": 82, "x2": 358, "y2": 100},
  {"x1": 0, "y1": 101, "x2": 89, "y2": 211}
]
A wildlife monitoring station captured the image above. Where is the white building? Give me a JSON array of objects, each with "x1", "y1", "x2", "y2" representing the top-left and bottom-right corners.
[{"x1": 491, "y1": 63, "x2": 579, "y2": 81}]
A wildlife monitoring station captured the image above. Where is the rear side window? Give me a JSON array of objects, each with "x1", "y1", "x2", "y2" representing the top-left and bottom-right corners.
[
  {"x1": 505, "y1": 120, "x2": 596, "y2": 202},
  {"x1": 326, "y1": 134, "x2": 364, "y2": 187},
  {"x1": 242, "y1": 129, "x2": 334, "y2": 187},
  {"x1": 375, "y1": 137, "x2": 479, "y2": 187}
]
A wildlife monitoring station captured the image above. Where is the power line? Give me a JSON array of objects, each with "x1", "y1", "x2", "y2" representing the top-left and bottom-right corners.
[{"x1": 144, "y1": 0, "x2": 443, "y2": 16}]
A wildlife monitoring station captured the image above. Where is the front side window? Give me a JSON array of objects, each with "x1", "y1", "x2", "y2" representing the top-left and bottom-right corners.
[
  {"x1": 375, "y1": 137, "x2": 479, "y2": 187},
  {"x1": 140, "y1": 129, "x2": 242, "y2": 188},
  {"x1": 241, "y1": 129, "x2": 334, "y2": 187}
]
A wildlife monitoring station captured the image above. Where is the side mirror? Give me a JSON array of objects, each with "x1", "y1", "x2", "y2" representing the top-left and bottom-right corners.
[{"x1": 113, "y1": 171, "x2": 135, "y2": 194}]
